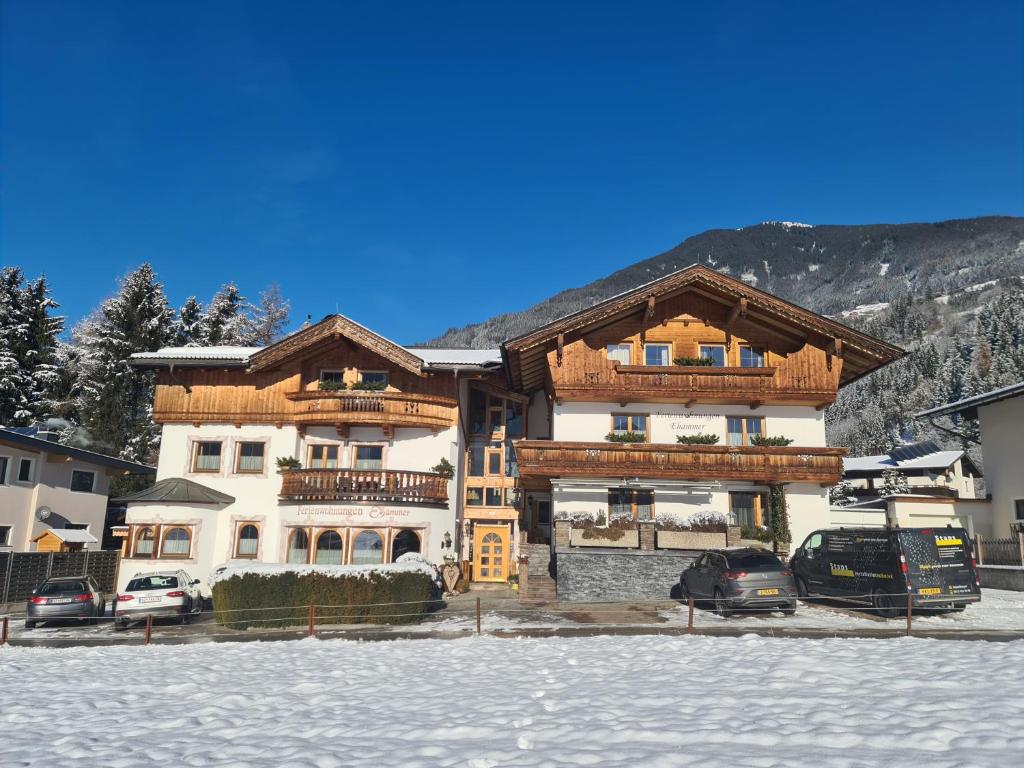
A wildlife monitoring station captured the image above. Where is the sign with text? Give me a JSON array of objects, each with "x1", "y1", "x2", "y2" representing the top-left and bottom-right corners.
[
  {"x1": 652, "y1": 411, "x2": 725, "y2": 436},
  {"x1": 292, "y1": 505, "x2": 417, "y2": 522}
]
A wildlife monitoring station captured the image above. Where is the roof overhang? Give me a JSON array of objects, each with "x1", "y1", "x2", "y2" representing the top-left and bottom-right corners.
[
  {"x1": 501, "y1": 264, "x2": 904, "y2": 392},
  {"x1": 915, "y1": 380, "x2": 1024, "y2": 420}
]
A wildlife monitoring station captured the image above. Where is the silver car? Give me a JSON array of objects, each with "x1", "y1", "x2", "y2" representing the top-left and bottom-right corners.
[
  {"x1": 25, "y1": 576, "x2": 106, "y2": 628},
  {"x1": 681, "y1": 548, "x2": 798, "y2": 616},
  {"x1": 115, "y1": 570, "x2": 203, "y2": 629}
]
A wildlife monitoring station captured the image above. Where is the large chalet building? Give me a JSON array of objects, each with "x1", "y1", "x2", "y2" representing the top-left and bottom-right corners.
[{"x1": 120, "y1": 266, "x2": 901, "y2": 593}]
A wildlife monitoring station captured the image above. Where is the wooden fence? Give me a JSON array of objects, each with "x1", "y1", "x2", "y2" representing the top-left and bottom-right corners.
[
  {"x1": 975, "y1": 534, "x2": 1024, "y2": 566},
  {"x1": 0, "y1": 550, "x2": 121, "y2": 606}
]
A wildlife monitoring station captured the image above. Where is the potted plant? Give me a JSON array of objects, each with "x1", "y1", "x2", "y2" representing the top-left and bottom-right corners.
[
  {"x1": 673, "y1": 355, "x2": 715, "y2": 366},
  {"x1": 605, "y1": 431, "x2": 647, "y2": 443},
  {"x1": 507, "y1": 574, "x2": 520, "y2": 591},
  {"x1": 676, "y1": 433, "x2": 720, "y2": 445},
  {"x1": 317, "y1": 379, "x2": 347, "y2": 392},
  {"x1": 431, "y1": 457, "x2": 456, "y2": 479},
  {"x1": 750, "y1": 435, "x2": 794, "y2": 447},
  {"x1": 276, "y1": 456, "x2": 301, "y2": 472}
]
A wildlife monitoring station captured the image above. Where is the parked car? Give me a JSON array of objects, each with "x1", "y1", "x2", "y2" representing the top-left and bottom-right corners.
[
  {"x1": 25, "y1": 576, "x2": 106, "y2": 628},
  {"x1": 789, "y1": 526, "x2": 981, "y2": 617},
  {"x1": 114, "y1": 570, "x2": 203, "y2": 630},
  {"x1": 680, "y1": 548, "x2": 798, "y2": 617}
]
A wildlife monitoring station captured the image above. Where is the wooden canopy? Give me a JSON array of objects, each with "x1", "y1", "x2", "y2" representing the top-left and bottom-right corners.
[
  {"x1": 247, "y1": 314, "x2": 426, "y2": 377},
  {"x1": 501, "y1": 264, "x2": 904, "y2": 392}
]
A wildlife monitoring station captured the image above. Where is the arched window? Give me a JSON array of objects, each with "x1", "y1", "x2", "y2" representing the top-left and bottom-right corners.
[
  {"x1": 288, "y1": 529, "x2": 310, "y2": 564},
  {"x1": 352, "y1": 530, "x2": 383, "y2": 565},
  {"x1": 315, "y1": 530, "x2": 343, "y2": 565},
  {"x1": 135, "y1": 527, "x2": 155, "y2": 557},
  {"x1": 235, "y1": 524, "x2": 259, "y2": 558},
  {"x1": 391, "y1": 529, "x2": 420, "y2": 562},
  {"x1": 161, "y1": 527, "x2": 191, "y2": 557}
]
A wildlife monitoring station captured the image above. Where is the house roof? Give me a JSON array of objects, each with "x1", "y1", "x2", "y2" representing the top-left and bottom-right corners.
[
  {"x1": 113, "y1": 477, "x2": 235, "y2": 505},
  {"x1": 915, "y1": 380, "x2": 1024, "y2": 420},
  {"x1": 501, "y1": 263, "x2": 905, "y2": 392},
  {"x1": 406, "y1": 348, "x2": 502, "y2": 368},
  {"x1": 33, "y1": 529, "x2": 98, "y2": 544},
  {"x1": 842, "y1": 441, "x2": 980, "y2": 477},
  {"x1": 0, "y1": 427, "x2": 155, "y2": 474},
  {"x1": 129, "y1": 346, "x2": 260, "y2": 367}
]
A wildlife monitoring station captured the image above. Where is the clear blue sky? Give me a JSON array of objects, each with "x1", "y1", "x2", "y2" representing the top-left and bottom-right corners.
[{"x1": 2, "y1": 1, "x2": 1022, "y2": 343}]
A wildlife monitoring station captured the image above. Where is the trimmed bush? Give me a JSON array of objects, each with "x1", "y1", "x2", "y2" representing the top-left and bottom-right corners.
[
  {"x1": 673, "y1": 356, "x2": 715, "y2": 366},
  {"x1": 212, "y1": 562, "x2": 437, "y2": 630},
  {"x1": 605, "y1": 431, "x2": 647, "y2": 443},
  {"x1": 750, "y1": 435, "x2": 794, "y2": 447},
  {"x1": 676, "y1": 433, "x2": 719, "y2": 445}
]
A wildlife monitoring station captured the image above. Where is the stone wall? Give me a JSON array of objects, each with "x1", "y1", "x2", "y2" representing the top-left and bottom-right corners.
[
  {"x1": 978, "y1": 565, "x2": 1024, "y2": 591},
  {"x1": 555, "y1": 548, "x2": 699, "y2": 601}
]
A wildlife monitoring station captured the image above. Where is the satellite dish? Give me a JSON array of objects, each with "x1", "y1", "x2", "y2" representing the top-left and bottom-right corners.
[{"x1": 35, "y1": 506, "x2": 52, "y2": 522}]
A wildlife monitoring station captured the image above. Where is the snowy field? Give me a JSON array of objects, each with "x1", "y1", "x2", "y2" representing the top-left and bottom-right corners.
[{"x1": 2, "y1": 635, "x2": 1023, "y2": 767}]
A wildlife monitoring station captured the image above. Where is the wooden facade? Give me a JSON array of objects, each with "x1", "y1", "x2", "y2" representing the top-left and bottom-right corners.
[{"x1": 279, "y1": 468, "x2": 449, "y2": 504}]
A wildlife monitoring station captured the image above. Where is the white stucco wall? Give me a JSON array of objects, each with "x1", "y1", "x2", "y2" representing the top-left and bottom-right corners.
[
  {"x1": 0, "y1": 442, "x2": 111, "y2": 551},
  {"x1": 552, "y1": 402, "x2": 827, "y2": 446},
  {"x1": 978, "y1": 397, "x2": 1024, "y2": 535}
]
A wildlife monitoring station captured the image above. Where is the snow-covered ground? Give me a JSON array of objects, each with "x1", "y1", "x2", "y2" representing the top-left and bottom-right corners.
[{"x1": 2, "y1": 634, "x2": 1022, "y2": 767}]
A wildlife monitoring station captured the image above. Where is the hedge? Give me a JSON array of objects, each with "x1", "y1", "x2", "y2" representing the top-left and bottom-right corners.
[{"x1": 212, "y1": 566, "x2": 438, "y2": 630}]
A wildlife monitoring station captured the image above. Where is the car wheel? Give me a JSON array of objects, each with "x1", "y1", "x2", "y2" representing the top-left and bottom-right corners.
[
  {"x1": 24, "y1": 620, "x2": 36, "y2": 630},
  {"x1": 795, "y1": 577, "x2": 809, "y2": 598},
  {"x1": 180, "y1": 613, "x2": 190, "y2": 626},
  {"x1": 88, "y1": 616, "x2": 97, "y2": 626},
  {"x1": 872, "y1": 589, "x2": 898, "y2": 619},
  {"x1": 113, "y1": 620, "x2": 128, "y2": 632},
  {"x1": 782, "y1": 604, "x2": 797, "y2": 616},
  {"x1": 679, "y1": 580, "x2": 691, "y2": 602},
  {"x1": 713, "y1": 589, "x2": 732, "y2": 618}
]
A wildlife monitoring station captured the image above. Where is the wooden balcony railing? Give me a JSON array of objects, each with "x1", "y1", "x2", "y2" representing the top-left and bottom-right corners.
[
  {"x1": 280, "y1": 468, "x2": 449, "y2": 504},
  {"x1": 553, "y1": 363, "x2": 836, "y2": 406},
  {"x1": 285, "y1": 390, "x2": 457, "y2": 431},
  {"x1": 514, "y1": 440, "x2": 847, "y2": 486}
]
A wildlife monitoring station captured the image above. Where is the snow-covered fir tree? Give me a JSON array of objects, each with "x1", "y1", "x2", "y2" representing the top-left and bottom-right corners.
[
  {"x1": 0, "y1": 267, "x2": 32, "y2": 425},
  {"x1": 879, "y1": 469, "x2": 912, "y2": 496},
  {"x1": 247, "y1": 284, "x2": 290, "y2": 346},
  {"x1": 174, "y1": 296, "x2": 207, "y2": 346},
  {"x1": 204, "y1": 283, "x2": 253, "y2": 345},
  {"x1": 21, "y1": 275, "x2": 65, "y2": 421}
]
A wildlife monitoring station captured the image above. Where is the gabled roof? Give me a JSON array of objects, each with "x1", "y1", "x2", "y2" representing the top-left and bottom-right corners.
[
  {"x1": 0, "y1": 427, "x2": 155, "y2": 474},
  {"x1": 502, "y1": 263, "x2": 904, "y2": 391},
  {"x1": 407, "y1": 348, "x2": 503, "y2": 368},
  {"x1": 113, "y1": 477, "x2": 235, "y2": 505},
  {"x1": 33, "y1": 529, "x2": 98, "y2": 544},
  {"x1": 843, "y1": 441, "x2": 980, "y2": 477},
  {"x1": 915, "y1": 380, "x2": 1024, "y2": 420},
  {"x1": 129, "y1": 346, "x2": 259, "y2": 367},
  {"x1": 246, "y1": 314, "x2": 426, "y2": 376}
]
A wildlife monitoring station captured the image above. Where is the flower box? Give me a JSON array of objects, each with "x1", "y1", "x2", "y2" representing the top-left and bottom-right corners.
[
  {"x1": 569, "y1": 529, "x2": 640, "y2": 548},
  {"x1": 656, "y1": 530, "x2": 727, "y2": 550}
]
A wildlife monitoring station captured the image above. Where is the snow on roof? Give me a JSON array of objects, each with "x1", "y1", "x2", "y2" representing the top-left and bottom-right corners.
[
  {"x1": 405, "y1": 348, "x2": 502, "y2": 367},
  {"x1": 39, "y1": 529, "x2": 98, "y2": 544},
  {"x1": 916, "y1": 380, "x2": 1024, "y2": 419},
  {"x1": 130, "y1": 346, "x2": 260, "y2": 363},
  {"x1": 132, "y1": 345, "x2": 501, "y2": 370},
  {"x1": 843, "y1": 442, "x2": 966, "y2": 474}
]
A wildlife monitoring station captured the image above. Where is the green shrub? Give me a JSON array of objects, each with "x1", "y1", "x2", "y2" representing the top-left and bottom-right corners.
[
  {"x1": 605, "y1": 431, "x2": 647, "y2": 443},
  {"x1": 673, "y1": 356, "x2": 715, "y2": 366},
  {"x1": 740, "y1": 524, "x2": 774, "y2": 543},
  {"x1": 350, "y1": 379, "x2": 387, "y2": 391},
  {"x1": 212, "y1": 566, "x2": 437, "y2": 630},
  {"x1": 318, "y1": 379, "x2": 347, "y2": 391},
  {"x1": 275, "y1": 456, "x2": 301, "y2": 470},
  {"x1": 431, "y1": 457, "x2": 455, "y2": 478},
  {"x1": 751, "y1": 435, "x2": 794, "y2": 447},
  {"x1": 676, "y1": 433, "x2": 719, "y2": 445}
]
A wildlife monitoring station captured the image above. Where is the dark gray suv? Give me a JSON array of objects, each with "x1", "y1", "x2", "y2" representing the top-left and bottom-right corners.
[
  {"x1": 25, "y1": 576, "x2": 106, "y2": 628},
  {"x1": 681, "y1": 548, "x2": 797, "y2": 616}
]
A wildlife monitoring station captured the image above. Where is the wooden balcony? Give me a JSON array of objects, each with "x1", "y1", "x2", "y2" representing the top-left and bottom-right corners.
[
  {"x1": 279, "y1": 468, "x2": 449, "y2": 504},
  {"x1": 553, "y1": 363, "x2": 837, "y2": 407},
  {"x1": 286, "y1": 390, "x2": 457, "y2": 432},
  {"x1": 514, "y1": 440, "x2": 847, "y2": 486}
]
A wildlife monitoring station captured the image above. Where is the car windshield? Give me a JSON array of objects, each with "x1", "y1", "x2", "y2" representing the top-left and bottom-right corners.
[
  {"x1": 38, "y1": 580, "x2": 88, "y2": 594},
  {"x1": 126, "y1": 576, "x2": 179, "y2": 591},
  {"x1": 727, "y1": 552, "x2": 783, "y2": 570}
]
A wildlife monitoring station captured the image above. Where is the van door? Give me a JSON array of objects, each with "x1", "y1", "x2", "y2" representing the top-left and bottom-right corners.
[
  {"x1": 796, "y1": 532, "x2": 828, "y2": 592},
  {"x1": 821, "y1": 531, "x2": 860, "y2": 596},
  {"x1": 898, "y1": 528, "x2": 980, "y2": 602}
]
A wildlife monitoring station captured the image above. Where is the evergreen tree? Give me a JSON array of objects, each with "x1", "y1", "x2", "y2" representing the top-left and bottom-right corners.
[
  {"x1": 0, "y1": 267, "x2": 32, "y2": 425},
  {"x1": 174, "y1": 296, "x2": 207, "y2": 346},
  {"x1": 205, "y1": 283, "x2": 251, "y2": 345},
  {"x1": 21, "y1": 275, "x2": 65, "y2": 420},
  {"x1": 880, "y1": 469, "x2": 911, "y2": 496},
  {"x1": 247, "y1": 284, "x2": 290, "y2": 346},
  {"x1": 74, "y1": 264, "x2": 175, "y2": 461}
]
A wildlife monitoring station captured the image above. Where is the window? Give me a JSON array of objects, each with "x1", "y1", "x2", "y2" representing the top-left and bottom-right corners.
[
  {"x1": 504, "y1": 442, "x2": 518, "y2": 478},
  {"x1": 288, "y1": 529, "x2": 310, "y2": 564},
  {"x1": 135, "y1": 527, "x2": 155, "y2": 557},
  {"x1": 309, "y1": 445, "x2": 339, "y2": 469},
  {"x1": 485, "y1": 488, "x2": 504, "y2": 506},
  {"x1": 69, "y1": 470, "x2": 95, "y2": 493},
  {"x1": 607, "y1": 344, "x2": 632, "y2": 365},
  {"x1": 536, "y1": 500, "x2": 551, "y2": 525},
  {"x1": 315, "y1": 530, "x2": 343, "y2": 564},
  {"x1": 466, "y1": 487, "x2": 484, "y2": 506},
  {"x1": 1015, "y1": 500, "x2": 1024, "y2": 522},
  {"x1": 729, "y1": 492, "x2": 763, "y2": 527},
  {"x1": 727, "y1": 416, "x2": 764, "y2": 446},
  {"x1": 488, "y1": 396, "x2": 504, "y2": 434},
  {"x1": 739, "y1": 345, "x2": 765, "y2": 367},
  {"x1": 236, "y1": 442, "x2": 265, "y2": 473},
  {"x1": 469, "y1": 389, "x2": 487, "y2": 434},
  {"x1": 353, "y1": 445, "x2": 383, "y2": 470},
  {"x1": 352, "y1": 530, "x2": 384, "y2": 565},
  {"x1": 611, "y1": 414, "x2": 647, "y2": 439},
  {"x1": 235, "y1": 524, "x2": 259, "y2": 558},
  {"x1": 487, "y1": 450, "x2": 502, "y2": 476},
  {"x1": 504, "y1": 400, "x2": 524, "y2": 437},
  {"x1": 359, "y1": 371, "x2": 388, "y2": 387},
  {"x1": 193, "y1": 442, "x2": 222, "y2": 472},
  {"x1": 644, "y1": 343, "x2": 671, "y2": 366},
  {"x1": 319, "y1": 370, "x2": 345, "y2": 387},
  {"x1": 391, "y1": 529, "x2": 420, "y2": 561},
  {"x1": 0, "y1": 456, "x2": 8, "y2": 484},
  {"x1": 608, "y1": 489, "x2": 654, "y2": 521},
  {"x1": 699, "y1": 344, "x2": 727, "y2": 366},
  {"x1": 17, "y1": 458, "x2": 33, "y2": 483},
  {"x1": 0, "y1": 525, "x2": 11, "y2": 546},
  {"x1": 127, "y1": 575, "x2": 179, "y2": 591},
  {"x1": 468, "y1": 442, "x2": 485, "y2": 477},
  {"x1": 161, "y1": 527, "x2": 191, "y2": 557}
]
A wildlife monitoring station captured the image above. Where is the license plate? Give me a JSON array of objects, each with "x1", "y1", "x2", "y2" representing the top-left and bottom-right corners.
[
  {"x1": 139, "y1": 596, "x2": 161, "y2": 604},
  {"x1": 919, "y1": 587, "x2": 941, "y2": 595},
  {"x1": 757, "y1": 588, "x2": 780, "y2": 596},
  {"x1": 48, "y1": 597, "x2": 73, "y2": 604}
]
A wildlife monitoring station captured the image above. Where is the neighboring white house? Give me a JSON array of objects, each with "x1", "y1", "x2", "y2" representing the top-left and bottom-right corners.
[
  {"x1": 917, "y1": 381, "x2": 1024, "y2": 536},
  {"x1": 0, "y1": 427, "x2": 155, "y2": 552},
  {"x1": 842, "y1": 440, "x2": 981, "y2": 500}
]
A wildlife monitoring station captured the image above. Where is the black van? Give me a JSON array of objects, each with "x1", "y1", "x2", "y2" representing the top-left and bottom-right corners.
[{"x1": 790, "y1": 526, "x2": 981, "y2": 617}]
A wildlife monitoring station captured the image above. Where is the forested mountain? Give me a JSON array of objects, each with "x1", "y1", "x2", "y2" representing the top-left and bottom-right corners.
[{"x1": 428, "y1": 216, "x2": 1024, "y2": 465}]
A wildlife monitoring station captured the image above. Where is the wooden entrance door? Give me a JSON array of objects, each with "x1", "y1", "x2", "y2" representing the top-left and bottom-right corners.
[{"x1": 473, "y1": 525, "x2": 509, "y2": 582}]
